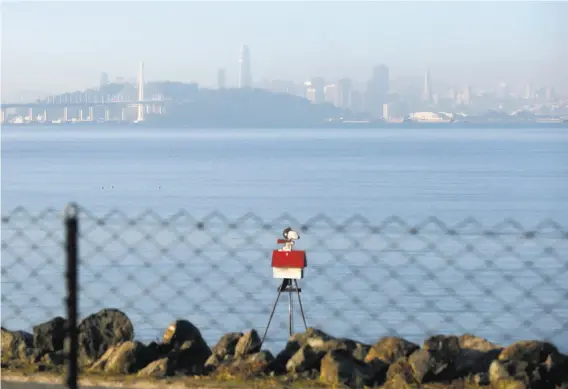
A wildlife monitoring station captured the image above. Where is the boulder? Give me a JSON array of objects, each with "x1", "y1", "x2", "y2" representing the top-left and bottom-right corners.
[
  {"x1": 458, "y1": 333, "x2": 501, "y2": 352},
  {"x1": 137, "y1": 357, "x2": 172, "y2": 377},
  {"x1": 210, "y1": 332, "x2": 242, "y2": 360},
  {"x1": 498, "y1": 340, "x2": 559, "y2": 365},
  {"x1": 76, "y1": 308, "x2": 134, "y2": 366},
  {"x1": 407, "y1": 335, "x2": 462, "y2": 383},
  {"x1": 161, "y1": 319, "x2": 211, "y2": 374},
  {"x1": 213, "y1": 351, "x2": 275, "y2": 379},
  {"x1": 408, "y1": 348, "x2": 450, "y2": 383},
  {"x1": 286, "y1": 344, "x2": 326, "y2": 373},
  {"x1": 204, "y1": 353, "x2": 223, "y2": 370},
  {"x1": 489, "y1": 359, "x2": 530, "y2": 382},
  {"x1": 171, "y1": 339, "x2": 211, "y2": 375},
  {"x1": 540, "y1": 351, "x2": 568, "y2": 385},
  {"x1": 307, "y1": 337, "x2": 370, "y2": 362},
  {"x1": 33, "y1": 317, "x2": 67, "y2": 355},
  {"x1": 320, "y1": 349, "x2": 373, "y2": 389},
  {"x1": 422, "y1": 334, "x2": 461, "y2": 360},
  {"x1": 40, "y1": 350, "x2": 66, "y2": 367},
  {"x1": 273, "y1": 328, "x2": 337, "y2": 371},
  {"x1": 365, "y1": 336, "x2": 419, "y2": 365},
  {"x1": 162, "y1": 320, "x2": 209, "y2": 351},
  {"x1": 1, "y1": 327, "x2": 33, "y2": 361},
  {"x1": 90, "y1": 341, "x2": 157, "y2": 374},
  {"x1": 234, "y1": 330, "x2": 261, "y2": 358},
  {"x1": 386, "y1": 358, "x2": 415, "y2": 384},
  {"x1": 455, "y1": 334, "x2": 502, "y2": 376}
]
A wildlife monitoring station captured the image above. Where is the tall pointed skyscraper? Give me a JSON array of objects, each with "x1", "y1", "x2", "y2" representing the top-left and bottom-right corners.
[
  {"x1": 238, "y1": 45, "x2": 252, "y2": 88},
  {"x1": 422, "y1": 69, "x2": 432, "y2": 103}
]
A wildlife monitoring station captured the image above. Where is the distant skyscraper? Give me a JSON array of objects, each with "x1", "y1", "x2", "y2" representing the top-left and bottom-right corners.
[
  {"x1": 310, "y1": 77, "x2": 325, "y2": 103},
  {"x1": 324, "y1": 84, "x2": 339, "y2": 106},
  {"x1": 238, "y1": 45, "x2": 252, "y2": 88},
  {"x1": 337, "y1": 78, "x2": 352, "y2": 109},
  {"x1": 462, "y1": 85, "x2": 472, "y2": 105},
  {"x1": 137, "y1": 62, "x2": 145, "y2": 122},
  {"x1": 100, "y1": 72, "x2": 109, "y2": 88},
  {"x1": 217, "y1": 69, "x2": 226, "y2": 89},
  {"x1": 523, "y1": 84, "x2": 532, "y2": 99},
  {"x1": 423, "y1": 70, "x2": 432, "y2": 102},
  {"x1": 365, "y1": 64, "x2": 389, "y2": 117},
  {"x1": 373, "y1": 65, "x2": 389, "y2": 96},
  {"x1": 350, "y1": 91, "x2": 363, "y2": 113}
]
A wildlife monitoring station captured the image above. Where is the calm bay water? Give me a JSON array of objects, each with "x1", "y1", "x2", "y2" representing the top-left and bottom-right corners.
[{"x1": 1, "y1": 125, "x2": 568, "y2": 352}]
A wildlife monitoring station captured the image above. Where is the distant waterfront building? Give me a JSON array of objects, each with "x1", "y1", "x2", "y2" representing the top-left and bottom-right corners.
[
  {"x1": 523, "y1": 84, "x2": 533, "y2": 99},
  {"x1": 310, "y1": 77, "x2": 326, "y2": 104},
  {"x1": 350, "y1": 90, "x2": 363, "y2": 113},
  {"x1": 324, "y1": 84, "x2": 339, "y2": 106},
  {"x1": 382, "y1": 103, "x2": 389, "y2": 120},
  {"x1": 462, "y1": 86, "x2": 472, "y2": 105},
  {"x1": 365, "y1": 64, "x2": 389, "y2": 117},
  {"x1": 410, "y1": 111, "x2": 452, "y2": 123},
  {"x1": 496, "y1": 82, "x2": 509, "y2": 99},
  {"x1": 217, "y1": 69, "x2": 226, "y2": 89},
  {"x1": 100, "y1": 72, "x2": 109, "y2": 88},
  {"x1": 422, "y1": 69, "x2": 432, "y2": 103},
  {"x1": 337, "y1": 78, "x2": 352, "y2": 109},
  {"x1": 305, "y1": 86, "x2": 317, "y2": 103},
  {"x1": 238, "y1": 45, "x2": 252, "y2": 88}
]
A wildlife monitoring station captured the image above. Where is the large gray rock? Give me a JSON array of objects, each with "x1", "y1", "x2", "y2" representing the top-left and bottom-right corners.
[
  {"x1": 89, "y1": 341, "x2": 157, "y2": 374},
  {"x1": 365, "y1": 336, "x2": 419, "y2": 365},
  {"x1": 540, "y1": 351, "x2": 568, "y2": 386},
  {"x1": 76, "y1": 308, "x2": 134, "y2": 366},
  {"x1": 489, "y1": 359, "x2": 530, "y2": 382},
  {"x1": 161, "y1": 319, "x2": 211, "y2": 374},
  {"x1": 498, "y1": 340, "x2": 559, "y2": 365},
  {"x1": 1, "y1": 327, "x2": 33, "y2": 361},
  {"x1": 234, "y1": 330, "x2": 261, "y2": 358},
  {"x1": 286, "y1": 344, "x2": 325, "y2": 373},
  {"x1": 307, "y1": 337, "x2": 371, "y2": 362},
  {"x1": 171, "y1": 339, "x2": 212, "y2": 375},
  {"x1": 455, "y1": 334, "x2": 502, "y2": 376},
  {"x1": 458, "y1": 333, "x2": 502, "y2": 352},
  {"x1": 274, "y1": 328, "x2": 364, "y2": 372},
  {"x1": 212, "y1": 350, "x2": 275, "y2": 379},
  {"x1": 210, "y1": 332, "x2": 242, "y2": 360},
  {"x1": 406, "y1": 335, "x2": 462, "y2": 383},
  {"x1": 273, "y1": 331, "x2": 316, "y2": 371},
  {"x1": 320, "y1": 349, "x2": 373, "y2": 389},
  {"x1": 33, "y1": 317, "x2": 67, "y2": 355},
  {"x1": 137, "y1": 357, "x2": 172, "y2": 377}
]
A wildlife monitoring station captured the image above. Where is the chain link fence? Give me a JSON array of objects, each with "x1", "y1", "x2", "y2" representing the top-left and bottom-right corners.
[{"x1": 2, "y1": 205, "x2": 568, "y2": 382}]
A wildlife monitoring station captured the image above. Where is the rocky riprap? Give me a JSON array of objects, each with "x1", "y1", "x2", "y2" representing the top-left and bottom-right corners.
[{"x1": 2, "y1": 308, "x2": 567, "y2": 389}]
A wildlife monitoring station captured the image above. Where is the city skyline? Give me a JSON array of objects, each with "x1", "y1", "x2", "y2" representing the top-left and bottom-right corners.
[{"x1": 1, "y1": 1, "x2": 567, "y2": 101}]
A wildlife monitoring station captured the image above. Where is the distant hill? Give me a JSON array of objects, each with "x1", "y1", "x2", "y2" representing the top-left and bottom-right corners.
[{"x1": 146, "y1": 88, "x2": 347, "y2": 128}]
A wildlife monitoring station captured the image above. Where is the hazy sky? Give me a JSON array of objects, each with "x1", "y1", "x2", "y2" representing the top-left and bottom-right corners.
[{"x1": 1, "y1": 1, "x2": 567, "y2": 101}]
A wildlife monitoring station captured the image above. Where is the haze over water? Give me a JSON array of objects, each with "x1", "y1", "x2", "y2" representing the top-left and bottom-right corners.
[{"x1": 1, "y1": 126, "x2": 568, "y2": 352}]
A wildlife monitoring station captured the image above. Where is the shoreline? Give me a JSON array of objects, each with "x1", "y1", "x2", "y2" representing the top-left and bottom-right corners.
[{"x1": 2, "y1": 121, "x2": 568, "y2": 130}]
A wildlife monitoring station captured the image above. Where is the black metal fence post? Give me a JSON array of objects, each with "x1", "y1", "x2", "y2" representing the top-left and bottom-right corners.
[{"x1": 65, "y1": 203, "x2": 79, "y2": 389}]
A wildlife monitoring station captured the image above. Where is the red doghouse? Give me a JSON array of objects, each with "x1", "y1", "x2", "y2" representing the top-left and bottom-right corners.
[{"x1": 271, "y1": 229, "x2": 307, "y2": 279}]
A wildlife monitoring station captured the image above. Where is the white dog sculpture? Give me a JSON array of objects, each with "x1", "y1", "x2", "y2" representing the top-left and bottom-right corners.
[{"x1": 280, "y1": 227, "x2": 300, "y2": 251}]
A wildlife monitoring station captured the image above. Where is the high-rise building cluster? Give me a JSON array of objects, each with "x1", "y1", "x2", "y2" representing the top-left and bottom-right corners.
[{"x1": 213, "y1": 44, "x2": 564, "y2": 118}]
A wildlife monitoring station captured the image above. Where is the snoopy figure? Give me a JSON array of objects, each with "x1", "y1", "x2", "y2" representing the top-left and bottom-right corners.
[{"x1": 279, "y1": 227, "x2": 300, "y2": 251}]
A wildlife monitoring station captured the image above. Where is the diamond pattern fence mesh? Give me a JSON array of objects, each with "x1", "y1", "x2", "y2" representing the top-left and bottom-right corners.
[{"x1": 2, "y1": 205, "x2": 568, "y2": 359}]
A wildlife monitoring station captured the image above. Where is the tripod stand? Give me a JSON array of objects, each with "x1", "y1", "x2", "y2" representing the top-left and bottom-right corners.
[{"x1": 260, "y1": 278, "x2": 308, "y2": 348}]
